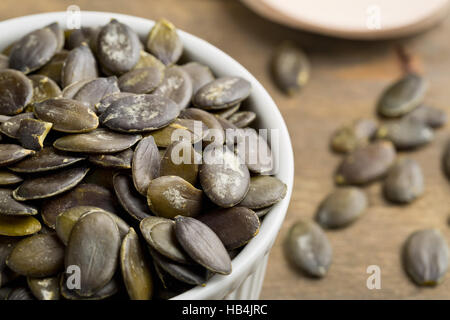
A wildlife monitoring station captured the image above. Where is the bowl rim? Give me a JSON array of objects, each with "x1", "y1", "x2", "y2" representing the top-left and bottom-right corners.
[{"x1": 0, "y1": 11, "x2": 294, "y2": 300}]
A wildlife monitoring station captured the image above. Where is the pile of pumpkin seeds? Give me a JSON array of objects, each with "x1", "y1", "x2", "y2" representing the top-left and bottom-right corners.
[
  {"x1": 286, "y1": 70, "x2": 450, "y2": 287},
  {"x1": 0, "y1": 18, "x2": 287, "y2": 300}
]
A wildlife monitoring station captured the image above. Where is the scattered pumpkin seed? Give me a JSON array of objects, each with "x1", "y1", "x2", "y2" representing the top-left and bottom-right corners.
[
  {"x1": 331, "y1": 118, "x2": 378, "y2": 153},
  {"x1": 383, "y1": 158, "x2": 424, "y2": 203}
]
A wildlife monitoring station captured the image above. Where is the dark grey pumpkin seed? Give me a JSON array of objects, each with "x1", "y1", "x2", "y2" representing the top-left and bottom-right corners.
[
  {"x1": 65, "y1": 211, "x2": 120, "y2": 297},
  {"x1": 133, "y1": 50, "x2": 166, "y2": 72},
  {"x1": 0, "y1": 188, "x2": 37, "y2": 216},
  {"x1": 154, "y1": 66, "x2": 193, "y2": 111},
  {"x1": 0, "y1": 287, "x2": 13, "y2": 299},
  {"x1": 160, "y1": 141, "x2": 199, "y2": 185},
  {"x1": 0, "y1": 171, "x2": 23, "y2": 186},
  {"x1": 118, "y1": 67, "x2": 163, "y2": 94},
  {"x1": 405, "y1": 105, "x2": 447, "y2": 128},
  {"x1": 403, "y1": 229, "x2": 448, "y2": 286},
  {"x1": 200, "y1": 146, "x2": 250, "y2": 207},
  {"x1": 236, "y1": 128, "x2": 274, "y2": 174},
  {"x1": 146, "y1": 19, "x2": 183, "y2": 66},
  {"x1": 66, "y1": 27, "x2": 99, "y2": 52},
  {"x1": 95, "y1": 92, "x2": 134, "y2": 114},
  {"x1": 0, "y1": 112, "x2": 34, "y2": 138},
  {"x1": 60, "y1": 274, "x2": 119, "y2": 300},
  {"x1": 34, "y1": 98, "x2": 99, "y2": 133},
  {"x1": 6, "y1": 287, "x2": 35, "y2": 300},
  {"x1": 61, "y1": 79, "x2": 90, "y2": 99},
  {"x1": 315, "y1": 187, "x2": 367, "y2": 229},
  {"x1": 47, "y1": 22, "x2": 64, "y2": 52},
  {"x1": 89, "y1": 148, "x2": 133, "y2": 169},
  {"x1": 113, "y1": 173, "x2": 152, "y2": 221},
  {"x1": 17, "y1": 118, "x2": 52, "y2": 151},
  {"x1": 254, "y1": 206, "x2": 272, "y2": 218},
  {"x1": 198, "y1": 207, "x2": 260, "y2": 250},
  {"x1": 132, "y1": 136, "x2": 160, "y2": 195},
  {"x1": 8, "y1": 146, "x2": 85, "y2": 173},
  {"x1": 193, "y1": 77, "x2": 251, "y2": 110},
  {"x1": 181, "y1": 62, "x2": 215, "y2": 95},
  {"x1": 73, "y1": 77, "x2": 120, "y2": 111},
  {"x1": 179, "y1": 108, "x2": 225, "y2": 145},
  {"x1": 27, "y1": 275, "x2": 60, "y2": 300},
  {"x1": 214, "y1": 103, "x2": 241, "y2": 119},
  {"x1": 29, "y1": 74, "x2": 62, "y2": 104},
  {"x1": 120, "y1": 228, "x2": 153, "y2": 300},
  {"x1": 383, "y1": 158, "x2": 424, "y2": 204},
  {"x1": 61, "y1": 44, "x2": 98, "y2": 88},
  {"x1": 377, "y1": 73, "x2": 426, "y2": 117},
  {"x1": 37, "y1": 50, "x2": 68, "y2": 86},
  {"x1": 286, "y1": 220, "x2": 332, "y2": 277},
  {"x1": 272, "y1": 42, "x2": 310, "y2": 95},
  {"x1": 6, "y1": 233, "x2": 64, "y2": 277},
  {"x1": 331, "y1": 118, "x2": 378, "y2": 153},
  {"x1": 239, "y1": 175, "x2": 287, "y2": 209},
  {"x1": 13, "y1": 166, "x2": 89, "y2": 201},
  {"x1": 53, "y1": 128, "x2": 141, "y2": 154},
  {"x1": 149, "y1": 118, "x2": 208, "y2": 148},
  {"x1": 335, "y1": 140, "x2": 396, "y2": 185},
  {"x1": 0, "y1": 144, "x2": 34, "y2": 167},
  {"x1": 55, "y1": 206, "x2": 99, "y2": 245},
  {"x1": 377, "y1": 119, "x2": 433, "y2": 150},
  {"x1": 9, "y1": 28, "x2": 57, "y2": 74},
  {"x1": 100, "y1": 94, "x2": 179, "y2": 132},
  {"x1": 0, "y1": 69, "x2": 33, "y2": 115},
  {"x1": 0, "y1": 215, "x2": 41, "y2": 236},
  {"x1": 0, "y1": 236, "x2": 20, "y2": 284},
  {"x1": 174, "y1": 216, "x2": 231, "y2": 275},
  {"x1": 228, "y1": 111, "x2": 256, "y2": 128},
  {"x1": 97, "y1": 19, "x2": 141, "y2": 75}
]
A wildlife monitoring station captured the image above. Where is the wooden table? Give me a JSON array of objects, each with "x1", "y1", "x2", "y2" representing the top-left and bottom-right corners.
[{"x1": 2, "y1": 0, "x2": 450, "y2": 299}]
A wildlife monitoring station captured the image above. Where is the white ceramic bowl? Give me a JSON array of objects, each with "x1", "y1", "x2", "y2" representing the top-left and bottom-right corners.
[{"x1": 0, "y1": 11, "x2": 294, "y2": 300}]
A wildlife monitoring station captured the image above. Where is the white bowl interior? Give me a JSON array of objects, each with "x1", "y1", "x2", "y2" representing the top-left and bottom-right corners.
[{"x1": 0, "y1": 11, "x2": 294, "y2": 300}]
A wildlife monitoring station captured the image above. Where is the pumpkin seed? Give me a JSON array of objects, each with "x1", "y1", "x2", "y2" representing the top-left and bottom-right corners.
[
  {"x1": 17, "y1": 118, "x2": 52, "y2": 151},
  {"x1": 0, "y1": 188, "x2": 37, "y2": 216},
  {"x1": 13, "y1": 165, "x2": 89, "y2": 201},
  {"x1": 61, "y1": 79, "x2": 90, "y2": 99},
  {"x1": 6, "y1": 287, "x2": 35, "y2": 300},
  {"x1": 29, "y1": 74, "x2": 62, "y2": 103},
  {"x1": 146, "y1": 19, "x2": 183, "y2": 66},
  {"x1": 133, "y1": 50, "x2": 165, "y2": 72},
  {"x1": 315, "y1": 187, "x2": 367, "y2": 229},
  {"x1": 214, "y1": 103, "x2": 241, "y2": 119},
  {"x1": 0, "y1": 144, "x2": 34, "y2": 167},
  {"x1": 6, "y1": 233, "x2": 64, "y2": 277},
  {"x1": 37, "y1": 50, "x2": 68, "y2": 86},
  {"x1": 377, "y1": 119, "x2": 433, "y2": 150},
  {"x1": 200, "y1": 146, "x2": 250, "y2": 207},
  {"x1": 331, "y1": 118, "x2": 378, "y2": 153},
  {"x1": 0, "y1": 54, "x2": 9, "y2": 69},
  {"x1": 8, "y1": 146, "x2": 85, "y2": 173},
  {"x1": 181, "y1": 62, "x2": 215, "y2": 95},
  {"x1": 62, "y1": 44, "x2": 98, "y2": 88},
  {"x1": 149, "y1": 118, "x2": 208, "y2": 148},
  {"x1": 236, "y1": 128, "x2": 274, "y2": 174},
  {"x1": 174, "y1": 216, "x2": 231, "y2": 275},
  {"x1": 34, "y1": 98, "x2": 99, "y2": 133},
  {"x1": 95, "y1": 92, "x2": 134, "y2": 114},
  {"x1": 377, "y1": 73, "x2": 426, "y2": 117},
  {"x1": 89, "y1": 148, "x2": 133, "y2": 169},
  {"x1": 0, "y1": 112, "x2": 34, "y2": 138},
  {"x1": 272, "y1": 42, "x2": 310, "y2": 95},
  {"x1": 160, "y1": 141, "x2": 199, "y2": 185},
  {"x1": 0, "y1": 236, "x2": 20, "y2": 280},
  {"x1": 113, "y1": 173, "x2": 152, "y2": 221},
  {"x1": 199, "y1": 207, "x2": 260, "y2": 250},
  {"x1": 335, "y1": 140, "x2": 396, "y2": 185},
  {"x1": 97, "y1": 19, "x2": 141, "y2": 75},
  {"x1": 47, "y1": 22, "x2": 64, "y2": 52},
  {"x1": 73, "y1": 77, "x2": 120, "y2": 111},
  {"x1": 120, "y1": 228, "x2": 153, "y2": 300},
  {"x1": 228, "y1": 111, "x2": 256, "y2": 128},
  {"x1": 239, "y1": 175, "x2": 287, "y2": 209},
  {"x1": 405, "y1": 105, "x2": 447, "y2": 128},
  {"x1": 118, "y1": 67, "x2": 163, "y2": 94},
  {"x1": 383, "y1": 158, "x2": 424, "y2": 204},
  {"x1": 131, "y1": 136, "x2": 160, "y2": 195},
  {"x1": 0, "y1": 69, "x2": 33, "y2": 115},
  {"x1": 55, "y1": 206, "x2": 99, "y2": 245},
  {"x1": 193, "y1": 77, "x2": 251, "y2": 110},
  {"x1": 154, "y1": 66, "x2": 193, "y2": 111},
  {"x1": 27, "y1": 275, "x2": 60, "y2": 300},
  {"x1": 0, "y1": 287, "x2": 12, "y2": 299},
  {"x1": 254, "y1": 206, "x2": 272, "y2": 218},
  {"x1": 0, "y1": 171, "x2": 23, "y2": 186},
  {"x1": 9, "y1": 28, "x2": 57, "y2": 74},
  {"x1": 53, "y1": 128, "x2": 141, "y2": 153},
  {"x1": 0, "y1": 215, "x2": 41, "y2": 236},
  {"x1": 179, "y1": 108, "x2": 225, "y2": 145},
  {"x1": 65, "y1": 211, "x2": 120, "y2": 297},
  {"x1": 66, "y1": 27, "x2": 99, "y2": 52},
  {"x1": 286, "y1": 220, "x2": 332, "y2": 277},
  {"x1": 100, "y1": 94, "x2": 179, "y2": 132},
  {"x1": 403, "y1": 229, "x2": 448, "y2": 286},
  {"x1": 60, "y1": 274, "x2": 119, "y2": 300}
]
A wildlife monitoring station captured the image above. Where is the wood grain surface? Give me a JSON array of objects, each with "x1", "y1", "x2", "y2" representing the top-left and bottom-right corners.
[{"x1": 2, "y1": 0, "x2": 450, "y2": 300}]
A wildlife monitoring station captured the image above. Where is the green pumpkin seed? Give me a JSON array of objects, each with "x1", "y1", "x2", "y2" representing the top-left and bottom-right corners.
[
  {"x1": 377, "y1": 73, "x2": 426, "y2": 117},
  {"x1": 0, "y1": 112, "x2": 34, "y2": 138},
  {"x1": 6, "y1": 287, "x2": 35, "y2": 300},
  {"x1": 0, "y1": 188, "x2": 37, "y2": 216},
  {"x1": 174, "y1": 216, "x2": 231, "y2": 275},
  {"x1": 0, "y1": 69, "x2": 33, "y2": 115},
  {"x1": 118, "y1": 67, "x2": 163, "y2": 94},
  {"x1": 147, "y1": 176, "x2": 202, "y2": 219},
  {"x1": 405, "y1": 105, "x2": 447, "y2": 128},
  {"x1": 29, "y1": 74, "x2": 62, "y2": 104},
  {"x1": 0, "y1": 144, "x2": 34, "y2": 167},
  {"x1": 133, "y1": 50, "x2": 165, "y2": 72},
  {"x1": 331, "y1": 118, "x2": 378, "y2": 153},
  {"x1": 199, "y1": 207, "x2": 260, "y2": 250},
  {"x1": 113, "y1": 173, "x2": 152, "y2": 221},
  {"x1": 383, "y1": 158, "x2": 424, "y2": 204},
  {"x1": 149, "y1": 118, "x2": 208, "y2": 148},
  {"x1": 120, "y1": 228, "x2": 153, "y2": 300},
  {"x1": 132, "y1": 136, "x2": 160, "y2": 195},
  {"x1": 61, "y1": 44, "x2": 98, "y2": 88},
  {"x1": 17, "y1": 118, "x2": 52, "y2": 151},
  {"x1": 154, "y1": 66, "x2": 193, "y2": 111},
  {"x1": 65, "y1": 211, "x2": 120, "y2": 297},
  {"x1": 315, "y1": 187, "x2": 367, "y2": 229},
  {"x1": 55, "y1": 206, "x2": 99, "y2": 245},
  {"x1": 37, "y1": 50, "x2": 69, "y2": 86},
  {"x1": 146, "y1": 19, "x2": 183, "y2": 66},
  {"x1": 97, "y1": 19, "x2": 141, "y2": 75},
  {"x1": 403, "y1": 229, "x2": 448, "y2": 286},
  {"x1": 73, "y1": 77, "x2": 120, "y2": 111},
  {"x1": 377, "y1": 119, "x2": 433, "y2": 150},
  {"x1": 13, "y1": 166, "x2": 89, "y2": 201},
  {"x1": 9, "y1": 28, "x2": 57, "y2": 74},
  {"x1": 272, "y1": 42, "x2": 310, "y2": 95},
  {"x1": 47, "y1": 22, "x2": 64, "y2": 52},
  {"x1": 0, "y1": 171, "x2": 23, "y2": 186},
  {"x1": 335, "y1": 140, "x2": 396, "y2": 185},
  {"x1": 34, "y1": 98, "x2": 98, "y2": 133},
  {"x1": 160, "y1": 141, "x2": 199, "y2": 185},
  {"x1": 239, "y1": 175, "x2": 287, "y2": 209},
  {"x1": 0, "y1": 215, "x2": 41, "y2": 236},
  {"x1": 181, "y1": 62, "x2": 215, "y2": 95},
  {"x1": 53, "y1": 128, "x2": 141, "y2": 153},
  {"x1": 193, "y1": 77, "x2": 251, "y2": 110},
  {"x1": 179, "y1": 108, "x2": 225, "y2": 145},
  {"x1": 6, "y1": 233, "x2": 64, "y2": 277},
  {"x1": 95, "y1": 92, "x2": 134, "y2": 114},
  {"x1": 286, "y1": 220, "x2": 332, "y2": 277},
  {"x1": 100, "y1": 94, "x2": 179, "y2": 133},
  {"x1": 89, "y1": 148, "x2": 133, "y2": 169},
  {"x1": 8, "y1": 146, "x2": 85, "y2": 173},
  {"x1": 27, "y1": 275, "x2": 60, "y2": 300},
  {"x1": 228, "y1": 111, "x2": 256, "y2": 128}
]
